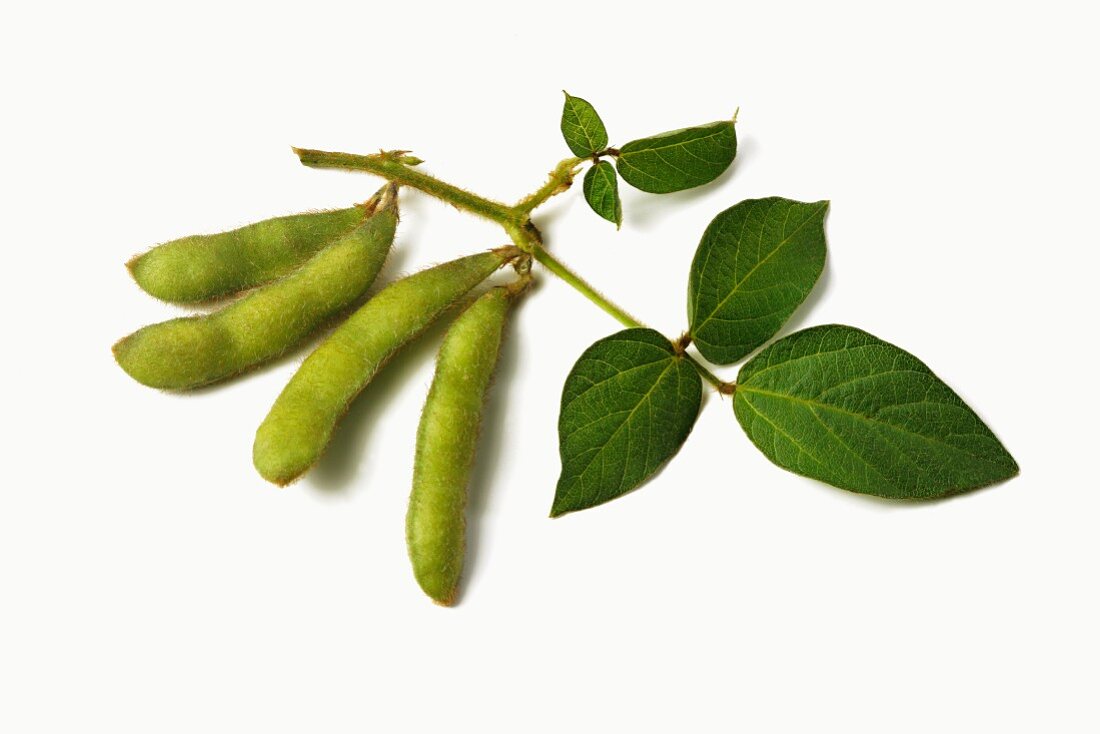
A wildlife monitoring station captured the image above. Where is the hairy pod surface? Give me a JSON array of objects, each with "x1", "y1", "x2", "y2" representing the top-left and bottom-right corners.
[
  {"x1": 406, "y1": 287, "x2": 512, "y2": 605},
  {"x1": 128, "y1": 205, "x2": 367, "y2": 303},
  {"x1": 113, "y1": 200, "x2": 399, "y2": 390},
  {"x1": 253, "y1": 248, "x2": 518, "y2": 486}
]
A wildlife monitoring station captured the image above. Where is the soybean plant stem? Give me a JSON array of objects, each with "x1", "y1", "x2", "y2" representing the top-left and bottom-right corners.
[
  {"x1": 531, "y1": 246, "x2": 728, "y2": 392},
  {"x1": 294, "y1": 148, "x2": 517, "y2": 226},
  {"x1": 531, "y1": 246, "x2": 641, "y2": 328}
]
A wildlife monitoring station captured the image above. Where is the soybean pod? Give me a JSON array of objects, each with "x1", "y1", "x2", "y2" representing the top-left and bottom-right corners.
[
  {"x1": 128, "y1": 200, "x2": 373, "y2": 303},
  {"x1": 113, "y1": 189, "x2": 399, "y2": 390},
  {"x1": 253, "y1": 247, "x2": 520, "y2": 486},
  {"x1": 406, "y1": 285, "x2": 518, "y2": 605}
]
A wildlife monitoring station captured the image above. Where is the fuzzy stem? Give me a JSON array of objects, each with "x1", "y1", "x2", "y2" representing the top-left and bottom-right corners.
[
  {"x1": 531, "y1": 246, "x2": 641, "y2": 328},
  {"x1": 694, "y1": 360, "x2": 730, "y2": 393},
  {"x1": 294, "y1": 148, "x2": 517, "y2": 225},
  {"x1": 532, "y1": 247, "x2": 728, "y2": 391}
]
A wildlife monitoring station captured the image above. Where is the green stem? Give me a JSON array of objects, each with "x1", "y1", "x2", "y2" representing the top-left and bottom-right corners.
[
  {"x1": 532, "y1": 246, "x2": 641, "y2": 328},
  {"x1": 515, "y1": 157, "x2": 583, "y2": 214},
  {"x1": 294, "y1": 148, "x2": 517, "y2": 226},
  {"x1": 532, "y1": 247, "x2": 728, "y2": 391}
]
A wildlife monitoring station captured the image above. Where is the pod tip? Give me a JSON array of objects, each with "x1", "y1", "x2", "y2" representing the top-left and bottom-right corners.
[
  {"x1": 111, "y1": 335, "x2": 127, "y2": 360},
  {"x1": 252, "y1": 437, "x2": 310, "y2": 488},
  {"x1": 431, "y1": 596, "x2": 456, "y2": 608}
]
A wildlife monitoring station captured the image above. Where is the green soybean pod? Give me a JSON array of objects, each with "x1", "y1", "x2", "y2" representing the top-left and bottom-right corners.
[
  {"x1": 406, "y1": 286, "x2": 515, "y2": 605},
  {"x1": 128, "y1": 202, "x2": 370, "y2": 303},
  {"x1": 113, "y1": 193, "x2": 399, "y2": 390},
  {"x1": 253, "y1": 247, "x2": 519, "y2": 486}
]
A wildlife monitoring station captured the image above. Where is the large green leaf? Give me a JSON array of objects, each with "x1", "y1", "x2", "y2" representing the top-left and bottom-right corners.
[
  {"x1": 552, "y1": 329, "x2": 702, "y2": 516},
  {"x1": 582, "y1": 161, "x2": 622, "y2": 228},
  {"x1": 688, "y1": 198, "x2": 829, "y2": 365},
  {"x1": 560, "y1": 92, "x2": 609, "y2": 158},
  {"x1": 733, "y1": 325, "x2": 1018, "y2": 499},
  {"x1": 616, "y1": 119, "x2": 736, "y2": 193}
]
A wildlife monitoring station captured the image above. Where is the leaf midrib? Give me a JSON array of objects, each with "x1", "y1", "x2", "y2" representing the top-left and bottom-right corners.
[
  {"x1": 621, "y1": 123, "x2": 728, "y2": 157},
  {"x1": 738, "y1": 385, "x2": 1005, "y2": 466},
  {"x1": 564, "y1": 97, "x2": 605, "y2": 153}
]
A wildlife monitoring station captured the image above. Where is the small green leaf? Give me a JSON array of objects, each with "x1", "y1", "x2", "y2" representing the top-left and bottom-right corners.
[
  {"x1": 560, "y1": 92, "x2": 609, "y2": 158},
  {"x1": 688, "y1": 198, "x2": 828, "y2": 365},
  {"x1": 552, "y1": 329, "x2": 702, "y2": 516},
  {"x1": 733, "y1": 325, "x2": 1019, "y2": 499},
  {"x1": 616, "y1": 119, "x2": 736, "y2": 193},
  {"x1": 582, "y1": 161, "x2": 622, "y2": 228}
]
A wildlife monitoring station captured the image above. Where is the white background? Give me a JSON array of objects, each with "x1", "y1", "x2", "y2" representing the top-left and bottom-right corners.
[{"x1": 3, "y1": 2, "x2": 1097, "y2": 731}]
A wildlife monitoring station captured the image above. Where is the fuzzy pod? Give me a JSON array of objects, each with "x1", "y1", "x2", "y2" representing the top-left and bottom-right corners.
[
  {"x1": 406, "y1": 286, "x2": 513, "y2": 605},
  {"x1": 128, "y1": 204, "x2": 369, "y2": 303},
  {"x1": 253, "y1": 248, "x2": 519, "y2": 486},
  {"x1": 113, "y1": 197, "x2": 399, "y2": 390}
]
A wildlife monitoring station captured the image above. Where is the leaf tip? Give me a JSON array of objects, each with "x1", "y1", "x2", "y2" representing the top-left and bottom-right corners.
[{"x1": 549, "y1": 490, "x2": 574, "y2": 518}]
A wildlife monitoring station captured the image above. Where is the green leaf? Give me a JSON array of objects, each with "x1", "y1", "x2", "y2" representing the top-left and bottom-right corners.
[
  {"x1": 733, "y1": 325, "x2": 1019, "y2": 499},
  {"x1": 552, "y1": 329, "x2": 702, "y2": 516},
  {"x1": 582, "y1": 161, "x2": 622, "y2": 228},
  {"x1": 688, "y1": 197, "x2": 829, "y2": 365},
  {"x1": 616, "y1": 119, "x2": 736, "y2": 193},
  {"x1": 560, "y1": 92, "x2": 609, "y2": 158}
]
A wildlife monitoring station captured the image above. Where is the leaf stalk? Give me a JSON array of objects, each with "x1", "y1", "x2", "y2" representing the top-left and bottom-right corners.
[
  {"x1": 532, "y1": 247, "x2": 728, "y2": 391},
  {"x1": 515, "y1": 157, "x2": 583, "y2": 213}
]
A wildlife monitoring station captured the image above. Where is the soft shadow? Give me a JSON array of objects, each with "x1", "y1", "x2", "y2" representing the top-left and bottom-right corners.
[
  {"x1": 820, "y1": 476, "x2": 1015, "y2": 513},
  {"x1": 306, "y1": 314, "x2": 451, "y2": 493},
  {"x1": 527, "y1": 193, "x2": 576, "y2": 240},
  {"x1": 293, "y1": 209, "x2": 444, "y2": 490},
  {"x1": 307, "y1": 270, "x2": 523, "y2": 494},
  {"x1": 625, "y1": 136, "x2": 758, "y2": 231},
  {"x1": 364, "y1": 238, "x2": 414, "y2": 303}
]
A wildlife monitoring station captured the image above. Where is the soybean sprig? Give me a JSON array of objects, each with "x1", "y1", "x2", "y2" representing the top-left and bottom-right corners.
[{"x1": 111, "y1": 94, "x2": 1019, "y2": 610}]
